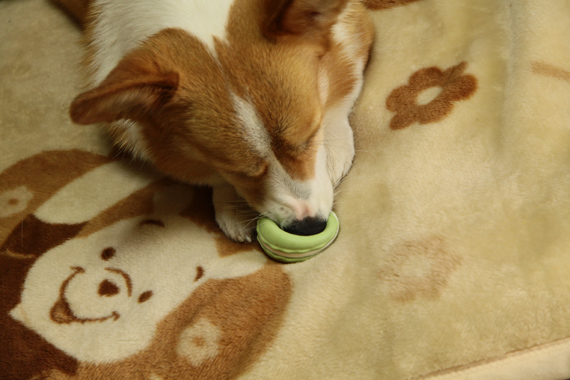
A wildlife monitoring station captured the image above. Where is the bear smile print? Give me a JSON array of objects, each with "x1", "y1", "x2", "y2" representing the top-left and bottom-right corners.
[{"x1": 50, "y1": 262, "x2": 153, "y2": 325}]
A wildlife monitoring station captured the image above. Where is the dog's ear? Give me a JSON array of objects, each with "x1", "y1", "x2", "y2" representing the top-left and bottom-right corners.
[
  {"x1": 70, "y1": 50, "x2": 179, "y2": 125},
  {"x1": 263, "y1": 0, "x2": 349, "y2": 42}
]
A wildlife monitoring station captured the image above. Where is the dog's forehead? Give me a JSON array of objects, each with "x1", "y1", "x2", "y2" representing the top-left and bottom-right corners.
[
  {"x1": 215, "y1": 43, "x2": 322, "y2": 154},
  {"x1": 146, "y1": 1, "x2": 322, "y2": 179}
]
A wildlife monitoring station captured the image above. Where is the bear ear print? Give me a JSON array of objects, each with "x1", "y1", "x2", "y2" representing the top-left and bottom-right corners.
[
  {"x1": 0, "y1": 150, "x2": 111, "y2": 256},
  {"x1": 1, "y1": 215, "x2": 86, "y2": 259},
  {"x1": 0, "y1": 151, "x2": 109, "y2": 224}
]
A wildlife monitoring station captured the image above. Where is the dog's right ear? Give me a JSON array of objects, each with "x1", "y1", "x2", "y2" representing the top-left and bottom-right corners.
[
  {"x1": 262, "y1": 0, "x2": 349, "y2": 43},
  {"x1": 70, "y1": 50, "x2": 179, "y2": 125}
]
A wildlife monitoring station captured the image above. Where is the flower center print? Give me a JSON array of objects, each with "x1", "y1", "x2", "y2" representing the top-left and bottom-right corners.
[{"x1": 386, "y1": 62, "x2": 478, "y2": 130}]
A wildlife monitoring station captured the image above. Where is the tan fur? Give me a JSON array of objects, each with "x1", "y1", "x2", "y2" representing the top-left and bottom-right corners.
[{"x1": 66, "y1": 0, "x2": 374, "y2": 239}]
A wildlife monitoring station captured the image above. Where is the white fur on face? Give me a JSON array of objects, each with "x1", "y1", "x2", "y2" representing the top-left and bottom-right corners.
[
  {"x1": 231, "y1": 92, "x2": 271, "y2": 158},
  {"x1": 231, "y1": 94, "x2": 335, "y2": 226},
  {"x1": 262, "y1": 142, "x2": 334, "y2": 226},
  {"x1": 322, "y1": 103, "x2": 356, "y2": 187}
]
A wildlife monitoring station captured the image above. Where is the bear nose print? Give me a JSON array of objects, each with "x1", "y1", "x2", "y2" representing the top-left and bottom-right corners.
[{"x1": 98, "y1": 279, "x2": 120, "y2": 297}]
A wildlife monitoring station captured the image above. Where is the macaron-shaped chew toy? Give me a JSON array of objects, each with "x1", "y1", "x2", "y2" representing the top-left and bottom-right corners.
[{"x1": 257, "y1": 212, "x2": 340, "y2": 263}]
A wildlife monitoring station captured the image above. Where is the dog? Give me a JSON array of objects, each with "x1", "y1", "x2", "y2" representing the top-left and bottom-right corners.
[{"x1": 54, "y1": 0, "x2": 374, "y2": 242}]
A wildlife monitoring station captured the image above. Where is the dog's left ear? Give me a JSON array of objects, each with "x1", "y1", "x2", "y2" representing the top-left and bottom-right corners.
[
  {"x1": 70, "y1": 46, "x2": 180, "y2": 125},
  {"x1": 263, "y1": 0, "x2": 349, "y2": 43}
]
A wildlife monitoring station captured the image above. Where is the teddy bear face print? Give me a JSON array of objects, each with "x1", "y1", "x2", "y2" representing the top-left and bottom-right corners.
[
  {"x1": 10, "y1": 214, "x2": 267, "y2": 363},
  {"x1": 49, "y1": 250, "x2": 155, "y2": 325}
]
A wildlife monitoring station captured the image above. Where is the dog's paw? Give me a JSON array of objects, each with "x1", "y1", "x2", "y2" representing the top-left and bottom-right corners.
[
  {"x1": 212, "y1": 184, "x2": 257, "y2": 243},
  {"x1": 215, "y1": 210, "x2": 256, "y2": 243}
]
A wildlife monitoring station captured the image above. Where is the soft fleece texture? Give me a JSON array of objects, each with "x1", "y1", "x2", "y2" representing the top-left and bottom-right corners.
[{"x1": 2, "y1": 0, "x2": 570, "y2": 379}]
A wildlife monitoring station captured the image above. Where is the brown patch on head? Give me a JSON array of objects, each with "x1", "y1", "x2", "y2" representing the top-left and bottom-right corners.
[
  {"x1": 364, "y1": 0, "x2": 422, "y2": 10},
  {"x1": 72, "y1": 264, "x2": 291, "y2": 380},
  {"x1": 71, "y1": 28, "x2": 268, "y2": 188},
  {"x1": 213, "y1": 0, "x2": 364, "y2": 182},
  {"x1": 378, "y1": 235, "x2": 461, "y2": 302},
  {"x1": 215, "y1": 32, "x2": 323, "y2": 182},
  {"x1": 386, "y1": 62, "x2": 478, "y2": 130}
]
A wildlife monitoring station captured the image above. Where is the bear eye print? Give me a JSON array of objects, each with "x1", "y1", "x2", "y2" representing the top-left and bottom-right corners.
[
  {"x1": 194, "y1": 266, "x2": 205, "y2": 282},
  {"x1": 101, "y1": 247, "x2": 116, "y2": 261},
  {"x1": 138, "y1": 290, "x2": 153, "y2": 303}
]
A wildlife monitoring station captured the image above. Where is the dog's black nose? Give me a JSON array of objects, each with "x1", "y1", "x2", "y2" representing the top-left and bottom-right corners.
[{"x1": 283, "y1": 217, "x2": 327, "y2": 236}]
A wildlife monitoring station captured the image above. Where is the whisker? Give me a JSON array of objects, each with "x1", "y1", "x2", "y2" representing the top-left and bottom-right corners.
[{"x1": 241, "y1": 214, "x2": 264, "y2": 229}]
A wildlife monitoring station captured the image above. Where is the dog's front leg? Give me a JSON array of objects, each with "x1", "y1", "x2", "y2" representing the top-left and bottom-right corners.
[{"x1": 212, "y1": 183, "x2": 257, "y2": 243}]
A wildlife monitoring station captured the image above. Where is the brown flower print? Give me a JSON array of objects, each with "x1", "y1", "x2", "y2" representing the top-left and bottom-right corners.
[
  {"x1": 386, "y1": 62, "x2": 477, "y2": 130},
  {"x1": 364, "y1": 0, "x2": 423, "y2": 10},
  {"x1": 378, "y1": 236, "x2": 461, "y2": 302}
]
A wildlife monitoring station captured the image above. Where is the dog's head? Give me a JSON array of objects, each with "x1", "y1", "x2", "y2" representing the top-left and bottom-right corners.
[{"x1": 70, "y1": 0, "x2": 370, "y2": 234}]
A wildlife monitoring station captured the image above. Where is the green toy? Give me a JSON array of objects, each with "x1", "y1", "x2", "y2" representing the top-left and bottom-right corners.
[{"x1": 256, "y1": 212, "x2": 340, "y2": 263}]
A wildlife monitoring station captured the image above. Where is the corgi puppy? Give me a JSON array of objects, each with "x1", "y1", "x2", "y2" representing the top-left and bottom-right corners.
[{"x1": 58, "y1": 0, "x2": 374, "y2": 242}]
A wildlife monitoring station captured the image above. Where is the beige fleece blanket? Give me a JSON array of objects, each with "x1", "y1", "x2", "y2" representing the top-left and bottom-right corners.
[{"x1": 2, "y1": 0, "x2": 570, "y2": 379}]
